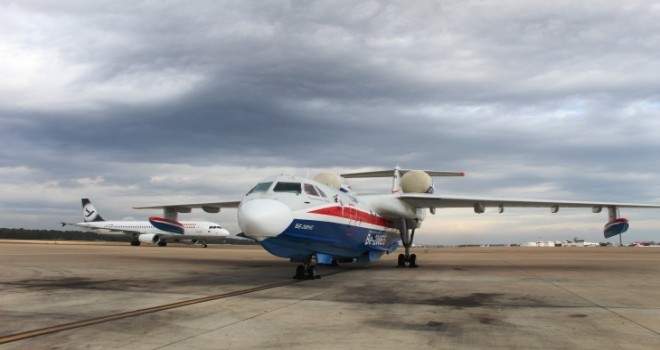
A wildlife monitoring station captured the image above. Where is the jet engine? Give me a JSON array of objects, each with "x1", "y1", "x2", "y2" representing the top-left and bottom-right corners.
[
  {"x1": 138, "y1": 233, "x2": 159, "y2": 244},
  {"x1": 314, "y1": 172, "x2": 343, "y2": 190},
  {"x1": 400, "y1": 170, "x2": 434, "y2": 193}
]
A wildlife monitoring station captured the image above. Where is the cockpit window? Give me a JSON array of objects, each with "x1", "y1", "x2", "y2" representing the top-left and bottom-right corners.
[
  {"x1": 304, "y1": 183, "x2": 319, "y2": 197},
  {"x1": 246, "y1": 182, "x2": 272, "y2": 195},
  {"x1": 273, "y1": 182, "x2": 301, "y2": 194},
  {"x1": 304, "y1": 183, "x2": 327, "y2": 197}
]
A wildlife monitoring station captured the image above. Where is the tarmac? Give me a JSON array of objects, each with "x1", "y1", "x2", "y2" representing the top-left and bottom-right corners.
[{"x1": 0, "y1": 241, "x2": 659, "y2": 349}]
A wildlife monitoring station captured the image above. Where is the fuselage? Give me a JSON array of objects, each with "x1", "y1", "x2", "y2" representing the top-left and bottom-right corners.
[
  {"x1": 78, "y1": 221, "x2": 229, "y2": 238},
  {"x1": 237, "y1": 175, "x2": 401, "y2": 263}
]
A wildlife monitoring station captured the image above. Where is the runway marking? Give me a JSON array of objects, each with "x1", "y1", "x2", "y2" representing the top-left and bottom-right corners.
[{"x1": 0, "y1": 269, "x2": 347, "y2": 345}]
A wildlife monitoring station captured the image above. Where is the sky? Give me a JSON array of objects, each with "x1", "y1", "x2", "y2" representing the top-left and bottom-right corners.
[{"x1": 2, "y1": 0, "x2": 660, "y2": 245}]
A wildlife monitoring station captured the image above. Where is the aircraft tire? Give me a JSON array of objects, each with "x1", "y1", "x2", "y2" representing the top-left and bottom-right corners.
[
  {"x1": 307, "y1": 265, "x2": 317, "y2": 279},
  {"x1": 397, "y1": 254, "x2": 406, "y2": 267},
  {"x1": 294, "y1": 265, "x2": 306, "y2": 279},
  {"x1": 409, "y1": 254, "x2": 418, "y2": 268}
]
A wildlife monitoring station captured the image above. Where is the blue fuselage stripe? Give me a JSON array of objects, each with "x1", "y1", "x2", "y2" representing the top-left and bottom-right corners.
[{"x1": 260, "y1": 218, "x2": 400, "y2": 260}]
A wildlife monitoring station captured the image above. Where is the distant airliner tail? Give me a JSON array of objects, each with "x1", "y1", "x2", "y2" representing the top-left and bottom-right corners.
[{"x1": 82, "y1": 198, "x2": 105, "y2": 222}]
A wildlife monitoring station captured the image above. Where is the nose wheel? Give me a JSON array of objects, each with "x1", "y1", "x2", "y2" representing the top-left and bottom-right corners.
[{"x1": 293, "y1": 256, "x2": 322, "y2": 280}]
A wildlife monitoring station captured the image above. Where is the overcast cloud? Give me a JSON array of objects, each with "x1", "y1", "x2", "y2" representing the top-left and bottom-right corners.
[{"x1": 2, "y1": 1, "x2": 660, "y2": 245}]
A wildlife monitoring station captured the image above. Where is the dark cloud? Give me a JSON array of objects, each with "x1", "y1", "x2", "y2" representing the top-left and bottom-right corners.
[{"x1": 2, "y1": 1, "x2": 660, "y2": 243}]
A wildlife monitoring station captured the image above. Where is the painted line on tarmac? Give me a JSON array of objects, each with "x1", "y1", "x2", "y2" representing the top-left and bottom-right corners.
[{"x1": 0, "y1": 269, "x2": 347, "y2": 345}]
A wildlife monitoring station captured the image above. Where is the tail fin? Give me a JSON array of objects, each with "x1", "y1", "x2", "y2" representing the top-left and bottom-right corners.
[{"x1": 82, "y1": 198, "x2": 104, "y2": 222}]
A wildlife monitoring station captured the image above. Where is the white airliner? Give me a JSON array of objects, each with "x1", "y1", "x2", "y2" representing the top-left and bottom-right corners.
[
  {"x1": 135, "y1": 167, "x2": 660, "y2": 278},
  {"x1": 64, "y1": 198, "x2": 229, "y2": 247}
]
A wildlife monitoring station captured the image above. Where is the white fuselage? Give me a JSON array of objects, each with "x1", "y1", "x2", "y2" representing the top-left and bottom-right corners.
[{"x1": 78, "y1": 221, "x2": 229, "y2": 238}]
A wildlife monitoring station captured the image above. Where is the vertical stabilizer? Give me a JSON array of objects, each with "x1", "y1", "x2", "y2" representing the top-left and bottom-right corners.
[
  {"x1": 82, "y1": 198, "x2": 105, "y2": 222},
  {"x1": 392, "y1": 167, "x2": 402, "y2": 193}
]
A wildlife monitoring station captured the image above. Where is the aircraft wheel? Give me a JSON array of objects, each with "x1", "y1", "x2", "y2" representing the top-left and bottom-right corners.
[
  {"x1": 293, "y1": 265, "x2": 306, "y2": 279},
  {"x1": 130, "y1": 240, "x2": 140, "y2": 246},
  {"x1": 397, "y1": 254, "x2": 406, "y2": 267},
  {"x1": 307, "y1": 265, "x2": 320, "y2": 279},
  {"x1": 203, "y1": 244, "x2": 208, "y2": 248},
  {"x1": 409, "y1": 254, "x2": 418, "y2": 268},
  {"x1": 158, "y1": 241, "x2": 167, "y2": 247}
]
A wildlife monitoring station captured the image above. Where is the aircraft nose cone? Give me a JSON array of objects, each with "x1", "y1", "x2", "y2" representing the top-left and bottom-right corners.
[{"x1": 238, "y1": 199, "x2": 293, "y2": 241}]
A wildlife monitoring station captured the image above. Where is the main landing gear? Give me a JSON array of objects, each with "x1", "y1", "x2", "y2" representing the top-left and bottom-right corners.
[
  {"x1": 398, "y1": 220, "x2": 418, "y2": 268},
  {"x1": 130, "y1": 240, "x2": 140, "y2": 246},
  {"x1": 398, "y1": 252, "x2": 417, "y2": 268},
  {"x1": 293, "y1": 256, "x2": 321, "y2": 280}
]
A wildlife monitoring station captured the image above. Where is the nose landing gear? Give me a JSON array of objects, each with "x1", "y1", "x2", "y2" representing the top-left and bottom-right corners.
[{"x1": 293, "y1": 256, "x2": 322, "y2": 280}]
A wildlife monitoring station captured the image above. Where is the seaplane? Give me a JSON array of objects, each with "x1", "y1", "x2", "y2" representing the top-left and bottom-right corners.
[{"x1": 134, "y1": 167, "x2": 660, "y2": 278}]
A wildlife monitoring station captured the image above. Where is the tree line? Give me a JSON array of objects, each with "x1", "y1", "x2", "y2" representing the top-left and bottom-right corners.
[{"x1": 0, "y1": 227, "x2": 257, "y2": 245}]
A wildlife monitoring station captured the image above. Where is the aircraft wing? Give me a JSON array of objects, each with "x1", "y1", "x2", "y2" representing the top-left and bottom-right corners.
[
  {"x1": 134, "y1": 201, "x2": 241, "y2": 213},
  {"x1": 400, "y1": 193, "x2": 660, "y2": 211}
]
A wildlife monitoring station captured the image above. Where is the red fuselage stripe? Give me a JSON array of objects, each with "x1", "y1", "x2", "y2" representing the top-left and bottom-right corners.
[
  {"x1": 149, "y1": 216, "x2": 183, "y2": 227},
  {"x1": 308, "y1": 206, "x2": 395, "y2": 228}
]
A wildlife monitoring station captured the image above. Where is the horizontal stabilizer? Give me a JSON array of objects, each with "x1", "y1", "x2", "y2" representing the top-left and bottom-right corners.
[{"x1": 341, "y1": 169, "x2": 464, "y2": 178}]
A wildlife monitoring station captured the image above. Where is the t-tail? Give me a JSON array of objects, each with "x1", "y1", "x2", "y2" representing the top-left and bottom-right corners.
[
  {"x1": 82, "y1": 198, "x2": 104, "y2": 222},
  {"x1": 341, "y1": 166, "x2": 465, "y2": 194}
]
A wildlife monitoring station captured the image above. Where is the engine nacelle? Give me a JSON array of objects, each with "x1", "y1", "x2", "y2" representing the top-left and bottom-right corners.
[
  {"x1": 138, "y1": 233, "x2": 159, "y2": 244},
  {"x1": 314, "y1": 172, "x2": 343, "y2": 190},
  {"x1": 400, "y1": 170, "x2": 433, "y2": 193}
]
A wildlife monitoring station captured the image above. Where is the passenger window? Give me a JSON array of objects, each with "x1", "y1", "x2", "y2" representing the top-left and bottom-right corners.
[{"x1": 273, "y1": 182, "x2": 302, "y2": 194}]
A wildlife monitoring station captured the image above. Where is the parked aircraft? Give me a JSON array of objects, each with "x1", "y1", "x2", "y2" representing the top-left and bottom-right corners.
[
  {"x1": 134, "y1": 167, "x2": 660, "y2": 278},
  {"x1": 63, "y1": 198, "x2": 229, "y2": 247}
]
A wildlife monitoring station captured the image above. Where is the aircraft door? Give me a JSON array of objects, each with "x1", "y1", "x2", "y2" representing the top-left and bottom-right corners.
[{"x1": 347, "y1": 204, "x2": 359, "y2": 227}]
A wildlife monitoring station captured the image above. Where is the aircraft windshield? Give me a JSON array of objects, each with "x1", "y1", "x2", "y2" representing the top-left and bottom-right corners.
[
  {"x1": 273, "y1": 182, "x2": 301, "y2": 194},
  {"x1": 304, "y1": 183, "x2": 326, "y2": 197},
  {"x1": 246, "y1": 182, "x2": 272, "y2": 195}
]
